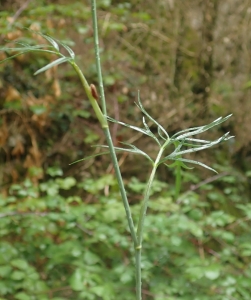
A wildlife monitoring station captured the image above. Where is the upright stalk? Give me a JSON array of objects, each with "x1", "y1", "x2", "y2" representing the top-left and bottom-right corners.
[
  {"x1": 135, "y1": 139, "x2": 170, "y2": 300},
  {"x1": 91, "y1": 0, "x2": 107, "y2": 115},
  {"x1": 175, "y1": 163, "x2": 181, "y2": 200},
  {"x1": 90, "y1": 0, "x2": 137, "y2": 246}
]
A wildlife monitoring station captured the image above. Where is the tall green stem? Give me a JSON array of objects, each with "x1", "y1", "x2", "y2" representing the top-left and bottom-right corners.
[
  {"x1": 175, "y1": 163, "x2": 181, "y2": 200},
  {"x1": 90, "y1": 0, "x2": 137, "y2": 246},
  {"x1": 135, "y1": 139, "x2": 170, "y2": 300},
  {"x1": 91, "y1": 0, "x2": 107, "y2": 115}
]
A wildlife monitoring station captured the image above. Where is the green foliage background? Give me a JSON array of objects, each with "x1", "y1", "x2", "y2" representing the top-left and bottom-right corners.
[{"x1": 0, "y1": 0, "x2": 251, "y2": 299}]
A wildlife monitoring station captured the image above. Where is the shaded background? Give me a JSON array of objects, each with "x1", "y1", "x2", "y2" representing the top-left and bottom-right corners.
[{"x1": 0, "y1": 0, "x2": 251, "y2": 299}]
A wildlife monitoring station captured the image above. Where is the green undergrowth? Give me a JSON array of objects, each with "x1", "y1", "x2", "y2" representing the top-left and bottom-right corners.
[{"x1": 0, "y1": 167, "x2": 250, "y2": 300}]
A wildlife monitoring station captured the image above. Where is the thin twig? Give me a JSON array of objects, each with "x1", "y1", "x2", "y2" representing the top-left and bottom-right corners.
[
  {"x1": 9, "y1": 0, "x2": 33, "y2": 25},
  {"x1": 189, "y1": 171, "x2": 230, "y2": 191}
]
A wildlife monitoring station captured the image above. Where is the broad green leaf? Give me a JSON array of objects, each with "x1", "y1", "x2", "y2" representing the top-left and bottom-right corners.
[
  {"x1": 204, "y1": 265, "x2": 221, "y2": 280},
  {"x1": 11, "y1": 270, "x2": 25, "y2": 280},
  {"x1": 15, "y1": 293, "x2": 30, "y2": 300},
  {"x1": 0, "y1": 265, "x2": 11, "y2": 277},
  {"x1": 11, "y1": 259, "x2": 28, "y2": 270},
  {"x1": 56, "y1": 177, "x2": 76, "y2": 189},
  {"x1": 70, "y1": 269, "x2": 84, "y2": 291}
]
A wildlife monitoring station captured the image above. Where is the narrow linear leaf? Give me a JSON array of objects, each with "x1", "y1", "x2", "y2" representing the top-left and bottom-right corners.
[
  {"x1": 0, "y1": 51, "x2": 32, "y2": 63},
  {"x1": 174, "y1": 115, "x2": 232, "y2": 140},
  {"x1": 33, "y1": 31, "x2": 60, "y2": 51},
  {"x1": 59, "y1": 41, "x2": 75, "y2": 58},
  {"x1": 142, "y1": 117, "x2": 161, "y2": 146},
  {"x1": 183, "y1": 138, "x2": 212, "y2": 144},
  {"x1": 164, "y1": 161, "x2": 193, "y2": 170},
  {"x1": 119, "y1": 142, "x2": 154, "y2": 162},
  {"x1": 167, "y1": 158, "x2": 217, "y2": 173},
  {"x1": 0, "y1": 48, "x2": 60, "y2": 65},
  {"x1": 107, "y1": 116, "x2": 149, "y2": 136},
  {"x1": 69, "y1": 151, "x2": 111, "y2": 165},
  {"x1": 94, "y1": 144, "x2": 153, "y2": 163},
  {"x1": 161, "y1": 133, "x2": 232, "y2": 162},
  {"x1": 136, "y1": 92, "x2": 169, "y2": 139},
  {"x1": 1, "y1": 44, "x2": 53, "y2": 52},
  {"x1": 158, "y1": 126, "x2": 167, "y2": 141},
  {"x1": 34, "y1": 57, "x2": 70, "y2": 75}
]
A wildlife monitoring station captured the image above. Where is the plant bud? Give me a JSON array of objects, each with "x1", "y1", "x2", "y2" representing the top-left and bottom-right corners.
[{"x1": 90, "y1": 84, "x2": 99, "y2": 100}]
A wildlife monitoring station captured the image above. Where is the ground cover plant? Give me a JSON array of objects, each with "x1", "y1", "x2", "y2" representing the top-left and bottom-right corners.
[{"x1": 1, "y1": 1, "x2": 251, "y2": 300}]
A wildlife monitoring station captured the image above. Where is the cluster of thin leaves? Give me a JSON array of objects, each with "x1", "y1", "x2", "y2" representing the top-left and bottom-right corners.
[
  {"x1": 0, "y1": 31, "x2": 233, "y2": 173},
  {"x1": 75, "y1": 94, "x2": 233, "y2": 173},
  {"x1": 1, "y1": 30, "x2": 75, "y2": 74}
]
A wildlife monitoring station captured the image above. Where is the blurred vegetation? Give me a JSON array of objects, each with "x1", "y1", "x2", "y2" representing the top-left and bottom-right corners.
[{"x1": 0, "y1": 0, "x2": 251, "y2": 299}]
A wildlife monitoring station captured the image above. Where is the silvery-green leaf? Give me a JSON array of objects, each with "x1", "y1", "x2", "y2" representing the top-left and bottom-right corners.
[
  {"x1": 0, "y1": 48, "x2": 60, "y2": 64},
  {"x1": 183, "y1": 138, "x2": 211, "y2": 144},
  {"x1": 34, "y1": 31, "x2": 60, "y2": 51},
  {"x1": 173, "y1": 114, "x2": 232, "y2": 140},
  {"x1": 167, "y1": 158, "x2": 217, "y2": 173},
  {"x1": 158, "y1": 126, "x2": 167, "y2": 141},
  {"x1": 178, "y1": 158, "x2": 217, "y2": 173},
  {"x1": 136, "y1": 92, "x2": 169, "y2": 139},
  {"x1": 120, "y1": 142, "x2": 153, "y2": 162},
  {"x1": 34, "y1": 57, "x2": 70, "y2": 75},
  {"x1": 58, "y1": 41, "x2": 75, "y2": 58},
  {"x1": 164, "y1": 161, "x2": 193, "y2": 170},
  {"x1": 161, "y1": 132, "x2": 232, "y2": 162},
  {"x1": 142, "y1": 116, "x2": 161, "y2": 146},
  {"x1": 94, "y1": 143, "x2": 153, "y2": 163},
  {"x1": 107, "y1": 116, "x2": 149, "y2": 136}
]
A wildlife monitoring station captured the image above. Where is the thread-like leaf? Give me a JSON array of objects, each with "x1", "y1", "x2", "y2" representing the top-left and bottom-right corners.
[
  {"x1": 142, "y1": 117, "x2": 161, "y2": 146},
  {"x1": 157, "y1": 126, "x2": 167, "y2": 141},
  {"x1": 161, "y1": 132, "x2": 233, "y2": 163},
  {"x1": 107, "y1": 116, "x2": 149, "y2": 136},
  {"x1": 94, "y1": 143, "x2": 153, "y2": 163},
  {"x1": 164, "y1": 161, "x2": 193, "y2": 170},
  {"x1": 34, "y1": 57, "x2": 70, "y2": 75},
  {"x1": 173, "y1": 115, "x2": 232, "y2": 140},
  {"x1": 58, "y1": 41, "x2": 75, "y2": 58},
  {"x1": 119, "y1": 142, "x2": 154, "y2": 163},
  {"x1": 136, "y1": 92, "x2": 169, "y2": 139},
  {"x1": 169, "y1": 158, "x2": 217, "y2": 173},
  {"x1": 69, "y1": 151, "x2": 111, "y2": 165},
  {"x1": 183, "y1": 138, "x2": 212, "y2": 144},
  {"x1": 0, "y1": 50, "x2": 33, "y2": 63},
  {"x1": 32, "y1": 31, "x2": 60, "y2": 51}
]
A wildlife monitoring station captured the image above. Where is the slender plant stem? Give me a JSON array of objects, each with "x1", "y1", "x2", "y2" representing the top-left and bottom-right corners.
[
  {"x1": 91, "y1": 0, "x2": 107, "y2": 115},
  {"x1": 135, "y1": 247, "x2": 142, "y2": 300},
  {"x1": 135, "y1": 139, "x2": 170, "y2": 300},
  {"x1": 103, "y1": 128, "x2": 138, "y2": 245},
  {"x1": 175, "y1": 163, "x2": 181, "y2": 200},
  {"x1": 71, "y1": 62, "x2": 108, "y2": 128},
  {"x1": 90, "y1": 0, "x2": 138, "y2": 246}
]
